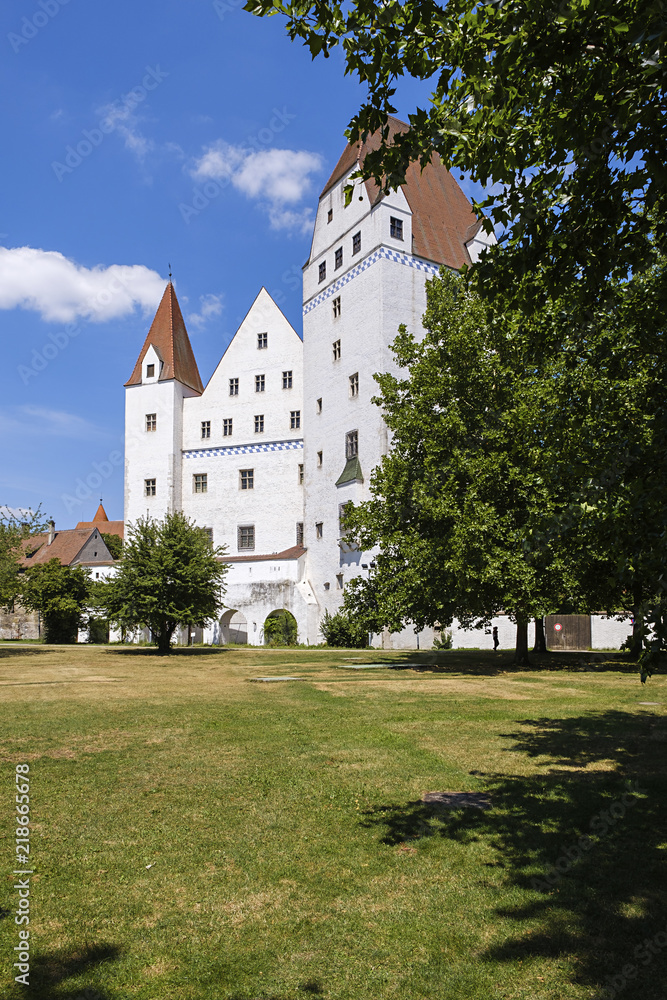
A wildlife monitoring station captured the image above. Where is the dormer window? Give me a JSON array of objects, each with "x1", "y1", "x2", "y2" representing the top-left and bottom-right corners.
[
  {"x1": 146, "y1": 364, "x2": 155, "y2": 378},
  {"x1": 390, "y1": 217, "x2": 404, "y2": 240}
]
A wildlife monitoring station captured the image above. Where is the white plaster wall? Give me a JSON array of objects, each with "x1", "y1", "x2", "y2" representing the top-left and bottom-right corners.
[
  {"x1": 591, "y1": 615, "x2": 632, "y2": 650},
  {"x1": 450, "y1": 616, "x2": 536, "y2": 650}
]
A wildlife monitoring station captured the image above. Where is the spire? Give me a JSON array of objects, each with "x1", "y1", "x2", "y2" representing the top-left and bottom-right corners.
[
  {"x1": 124, "y1": 282, "x2": 204, "y2": 394},
  {"x1": 92, "y1": 501, "x2": 109, "y2": 523}
]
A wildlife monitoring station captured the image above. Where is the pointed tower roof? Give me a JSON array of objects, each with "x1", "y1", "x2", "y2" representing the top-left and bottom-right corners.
[
  {"x1": 125, "y1": 282, "x2": 204, "y2": 394},
  {"x1": 92, "y1": 502, "x2": 109, "y2": 523},
  {"x1": 320, "y1": 115, "x2": 483, "y2": 270}
]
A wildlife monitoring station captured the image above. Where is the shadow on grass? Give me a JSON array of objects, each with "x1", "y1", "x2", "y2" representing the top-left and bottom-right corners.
[
  {"x1": 0, "y1": 645, "x2": 53, "y2": 658},
  {"x1": 106, "y1": 646, "x2": 225, "y2": 657},
  {"x1": 379, "y1": 648, "x2": 646, "y2": 677},
  {"x1": 360, "y1": 709, "x2": 667, "y2": 999},
  {"x1": 7, "y1": 942, "x2": 122, "y2": 1000}
]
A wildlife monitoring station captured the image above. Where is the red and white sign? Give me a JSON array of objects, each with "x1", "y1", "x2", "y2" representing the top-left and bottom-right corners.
[{"x1": 554, "y1": 623, "x2": 562, "y2": 631}]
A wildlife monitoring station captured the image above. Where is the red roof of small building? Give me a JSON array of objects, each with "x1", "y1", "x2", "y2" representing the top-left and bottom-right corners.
[
  {"x1": 320, "y1": 116, "x2": 482, "y2": 270},
  {"x1": 20, "y1": 528, "x2": 111, "y2": 567},
  {"x1": 124, "y1": 282, "x2": 204, "y2": 394},
  {"x1": 75, "y1": 502, "x2": 124, "y2": 539}
]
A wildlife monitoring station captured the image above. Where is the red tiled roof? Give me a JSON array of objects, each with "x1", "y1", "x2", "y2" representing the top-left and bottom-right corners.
[
  {"x1": 224, "y1": 545, "x2": 306, "y2": 564},
  {"x1": 20, "y1": 529, "x2": 107, "y2": 567},
  {"x1": 76, "y1": 503, "x2": 125, "y2": 539},
  {"x1": 320, "y1": 116, "x2": 482, "y2": 270},
  {"x1": 125, "y1": 282, "x2": 204, "y2": 394}
]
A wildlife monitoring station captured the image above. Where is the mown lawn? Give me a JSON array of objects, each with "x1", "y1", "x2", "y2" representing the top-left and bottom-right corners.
[{"x1": 1, "y1": 644, "x2": 666, "y2": 999}]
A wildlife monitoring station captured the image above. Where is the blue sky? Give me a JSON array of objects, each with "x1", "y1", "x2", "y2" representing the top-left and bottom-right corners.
[{"x1": 0, "y1": 0, "x2": 479, "y2": 528}]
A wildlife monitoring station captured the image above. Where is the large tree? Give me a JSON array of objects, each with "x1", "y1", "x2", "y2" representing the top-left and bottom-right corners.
[
  {"x1": 102, "y1": 512, "x2": 228, "y2": 654},
  {"x1": 247, "y1": 0, "x2": 666, "y2": 305},
  {"x1": 20, "y1": 559, "x2": 91, "y2": 644},
  {"x1": 0, "y1": 506, "x2": 46, "y2": 610}
]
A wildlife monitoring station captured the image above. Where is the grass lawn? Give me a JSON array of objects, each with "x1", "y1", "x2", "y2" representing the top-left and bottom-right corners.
[{"x1": 1, "y1": 644, "x2": 666, "y2": 999}]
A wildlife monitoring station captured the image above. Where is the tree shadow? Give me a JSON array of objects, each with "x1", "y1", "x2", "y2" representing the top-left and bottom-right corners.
[
  {"x1": 6, "y1": 942, "x2": 122, "y2": 1000},
  {"x1": 380, "y1": 648, "x2": 651, "y2": 677},
  {"x1": 360, "y1": 709, "x2": 667, "y2": 998},
  {"x1": 0, "y1": 645, "x2": 52, "y2": 658},
  {"x1": 107, "y1": 646, "x2": 225, "y2": 657}
]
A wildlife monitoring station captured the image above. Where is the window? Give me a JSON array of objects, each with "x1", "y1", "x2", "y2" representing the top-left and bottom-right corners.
[
  {"x1": 316, "y1": 522, "x2": 323, "y2": 539},
  {"x1": 145, "y1": 413, "x2": 156, "y2": 432},
  {"x1": 255, "y1": 374, "x2": 265, "y2": 392},
  {"x1": 193, "y1": 473, "x2": 208, "y2": 494},
  {"x1": 144, "y1": 478, "x2": 156, "y2": 497},
  {"x1": 332, "y1": 296, "x2": 341, "y2": 319},
  {"x1": 336, "y1": 573, "x2": 344, "y2": 590},
  {"x1": 317, "y1": 397, "x2": 322, "y2": 413},
  {"x1": 202, "y1": 527, "x2": 213, "y2": 546},
  {"x1": 229, "y1": 377, "x2": 239, "y2": 396},
  {"x1": 282, "y1": 370, "x2": 293, "y2": 389},
  {"x1": 324, "y1": 582, "x2": 330, "y2": 590},
  {"x1": 253, "y1": 414, "x2": 264, "y2": 433},
  {"x1": 332, "y1": 339, "x2": 341, "y2": 361},
  {"x1": 296, "y1": 521, "x2": 304, "y2": 545},
  {"x1": 298, "y1": 463, "x2": 304, "y2": 485},
  {"x1": 257, "y1": 332, "x2": 268, "y2": 349},
  {"x1": 240, "y1": 469, "x2": 254, "y2": 490},
  {"x1": 201, "y1": 420, "x2": 210, "y2": 439},
  {"x1": 390, "y1": 216, "x2": 404, "y2": 240},
  {"x1": 290, "y1": 410, "x2": 301, "y2": 429},
  {"x1": 352, "y1": 231, "x2": 361, "y2": 255},
  {"x1": 318, "y1": 261, "x2": 326, "y2": 283},
  {"x1": 317, "y1": 451, "x2": 323, "y2": 467},
  {"x1": 346, "y1": 430, "x2": 359, "y2": 459},
  {"x1": 335, "y1": 247, "x2": 343, "y2": 269},
  {"x1": 327, "y1": 208, "x2": 333, "y2": 223},
  {"x1": 349, "y1": 372, "x2": 359, "y2": 398},
  {"x1": 223, "y1": 418, "x2": 233, "y2": 436},
  {"x1": 238, "y1": 525, "x2": 255, "y2": 551},
  {"x1": 146, "y1": 363, "x2": 155, "y2": 378}
]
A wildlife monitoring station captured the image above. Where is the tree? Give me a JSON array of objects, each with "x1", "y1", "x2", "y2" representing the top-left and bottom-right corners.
[
  {"x1": 20, "y1": 559, "x2": 91, "y2": 644},
  {"x1": 0, "y1": 506, "x2": 46, "y2": 609},
  {"x1": 102, "y1": 512, "x2": 228, "y2": 654},
  {"x1": 247, "y1": 0, "x2": 666, "y2": 307},
  {"x1": 100, "y1": 532, "x2": 123, "y2": 560},
  {"x1": 319, "y1": 608, "x2": 369, "y2": 648}
]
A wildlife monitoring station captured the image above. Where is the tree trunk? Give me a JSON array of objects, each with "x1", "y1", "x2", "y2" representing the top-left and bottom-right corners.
[
  {"x1": 630, "y1": 583, "x2": 643, "y2": 660},
  {"x1": 513, "y1": 618, "x2": 531, "y2": 666},
  {"x1": 157, "y1": 626, "x2": 174, "y2": 655},
  {"x1": 533, "y1": 616, "x2": 547, "y2": 654}
]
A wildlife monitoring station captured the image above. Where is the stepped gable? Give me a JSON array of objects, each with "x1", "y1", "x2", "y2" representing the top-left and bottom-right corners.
[
  {"x1": 124, "y1": 281, "x2": 204, "y2": 394},
  {"x1": 320, "y1": 115, "x2": 482, "y2": 270}
]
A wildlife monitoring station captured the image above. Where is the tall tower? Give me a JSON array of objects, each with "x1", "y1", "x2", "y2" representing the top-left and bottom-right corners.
[
  {"x1": 124, "y1": 282, "x2": 203, "y2": 528},
  {"x1": 302, "y1": 116, "x2": 493, "y2": 645}
]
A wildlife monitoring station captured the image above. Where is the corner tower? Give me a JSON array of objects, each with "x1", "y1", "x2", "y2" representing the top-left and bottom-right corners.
[
  {"x1": 302, "y1": 116, "x2": 495, "y2": 642},
  {"x1": 124, "y1": 282, "x2": 203, "y2": 528}
]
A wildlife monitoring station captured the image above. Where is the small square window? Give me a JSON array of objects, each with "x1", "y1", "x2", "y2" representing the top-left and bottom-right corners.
[
  {"x1": 352, "y1": 231, "x2": 361, "y2": 255},
  {"x1": 296, "y1": 521, "x2": 304, "y2": 545},
  {"x1": 282, "y1": 370, "x2": 293, "y2": 389},
  {"x1": 332, "y1": 296, "x2": 341, "y2": 319},
  {"x1": 349, "y1": 372, "x2": 359, "y2": 398},
  {"x1": 298, "y1": 463, "x2": 304, "y2": 485},
  {"x1": 327, "y1": 208, "x2": 333, "y2": 223},
  {"x1": 257, "y1": 332, "x2": 268, "y2": 349},
  {"x1": 240, "y1": 468, "x2": 254, "y2": 490},
  {"x1": 332, "y1": 339, "x2": 341, "y2": 361},
  {"x1": 145, "y1": 413, "x2": 156, "y2": 432},
  {"x1": 318, "y1": 261, "x2": 326, "y2": 283},
  {"x1": 317, "y1": 451, "x2": 323, "y2": 467},
  {"x1": 335, "y1": 247, "x2": 343, "y2": 269},
  {"x1": 336, "y1": 573, "x2": 344, "y2": 590},
  {"x1": 317, "y1": 398, "x2": 322, "y2": 413},
  {"x1": 144, "y1": 478, "x2": 156, "y2": 497},
  {"x1": 316, "y1": 522, "x2": 323, "y2": 539},
  {"x1": 193, "y1": 473, "x2": 208, "y2": 493},
  {"x1": 201, "y1": 420, "x2": 210, "y2": 439},
  {"x1": 229, "y1": 377, "x2": 239, "y2": 396},
  {"x1": 346, "y1": 430, "x2": 358, "y2": 459},
  {"x1": 238, "y1": 525, "x2": 255, "y2": 551},
  {"x1": 324, "y1": 582, "x2": 330, "y2": 590},
  {"x1": 255, "y1": 374, "x2": 265, "y2": 392},
  {"x1": 146, "y1": 363, "x2": 155, "y2": 378},
  {"x1": 254, "y1": 414, "x2": 264, "y2": 433},
  {"x1": 290, "y1": 410, "x2": 301, "y2": 429},
  {"x1": 390, "y1": 216, "x2": 404, "y2": 240},
  {"x1": 223, "y1": 418, "x2": 233, "y2": 436}
]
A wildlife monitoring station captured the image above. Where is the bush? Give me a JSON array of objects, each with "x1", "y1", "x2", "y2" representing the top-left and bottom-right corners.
[
  {"x1": 319, "y1": 610, "x2": 368, "y2": 648},
  {"x1": 432, "y1": 629, "x2": 453, "y2": 650},
  {"x1": 264, "y1": 610, "x2": 298, "y2": 647}
]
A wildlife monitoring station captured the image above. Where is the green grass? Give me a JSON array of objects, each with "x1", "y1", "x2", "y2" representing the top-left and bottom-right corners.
[{"x1": 1, "y1": 645, "x2": 666, "y2": 999}]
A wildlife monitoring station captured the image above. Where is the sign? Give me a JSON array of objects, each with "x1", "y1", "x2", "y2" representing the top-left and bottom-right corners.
[{"x1": 554, "y1": 623, "x2": 562, "y2": 631}]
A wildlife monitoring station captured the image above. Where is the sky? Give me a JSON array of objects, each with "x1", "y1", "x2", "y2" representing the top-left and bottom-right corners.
[{"x1": 0, "y1": 0, "x2": 480, "y2": 528}]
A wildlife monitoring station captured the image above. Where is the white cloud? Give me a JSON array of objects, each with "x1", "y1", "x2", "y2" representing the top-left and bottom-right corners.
[
  {"x1": 98, "y1": 101, "x2": 153, "y2": 161},
  {"x1": 0, "y1": 406, "x2": 110, "y2": 441},
  {"x1": 187, "y1": 293, "x2": 224, "y2": 330},
  {"x1": 191, "y1": 141, "x2": 322, "y2": 233},
  {"x1": 0, "y1": 246, "x2": 165, "y2": 324}
]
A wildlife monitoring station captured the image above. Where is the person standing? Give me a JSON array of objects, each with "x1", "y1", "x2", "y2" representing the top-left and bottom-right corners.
[{"x1": 493, "y1": 626, "x2": 499, "y2": 652}]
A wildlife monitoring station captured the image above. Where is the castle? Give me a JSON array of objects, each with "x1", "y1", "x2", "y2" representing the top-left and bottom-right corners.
[{"x1": 123, "y1": 117, "x2": 494, "y2": 647}]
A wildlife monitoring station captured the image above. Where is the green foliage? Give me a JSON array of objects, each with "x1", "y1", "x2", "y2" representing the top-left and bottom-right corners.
[
  {"x1": 263, "y1": 609, "x2": 298, "y2": 647},
  {"x1": 0, "y1": 506, "x2": 46, "y2": 608},
  {"x1": 432, "y1": 629, "x2": 453, "y2": 651},
  {"x1": 20, "y1": 559, "x2": 91, "y2": 643},
  {"x1": 246, "y1": 0, "x2": 666, "y2": 307},
  {"x1": 319, "y1": 609, "x2": 368, "y2": 648},
  {"x1": 101, "y1": 511, "x2": 228, "y2": 654},
  {"x1": 101, "y1": 532, "x2": 123, "y2": 560}
]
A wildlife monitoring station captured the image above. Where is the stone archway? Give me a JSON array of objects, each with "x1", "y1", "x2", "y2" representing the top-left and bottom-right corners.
[
  {"x1": 263, "y1": 609, "x2": 298, "y2": 647},
  {"x1": 219, "y1": 609, "x2": 248, "y2": 645}
]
